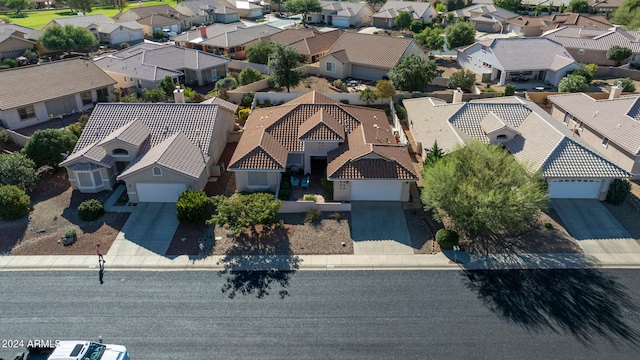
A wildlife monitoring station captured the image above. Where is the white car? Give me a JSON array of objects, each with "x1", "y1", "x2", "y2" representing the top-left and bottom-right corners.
[{"x1": 33, "y1": 341, "x2": 130, "y2": 360}]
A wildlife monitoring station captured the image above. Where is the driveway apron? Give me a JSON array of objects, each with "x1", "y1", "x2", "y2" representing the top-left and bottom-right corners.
[
  {"x1": 107, "y1": 203, "x2": 179, "y2": 256},
  {"x1": 551, "y1": 199, "x2": 640, "y2": 254},
  {"x1": 350, "y1": 202, "x2": 414, "y2": 255}
]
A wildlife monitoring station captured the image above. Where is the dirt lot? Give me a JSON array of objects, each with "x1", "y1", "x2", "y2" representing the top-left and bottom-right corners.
[{"x1": 0, "y1": 168, "x2": 127, "y2": 255}]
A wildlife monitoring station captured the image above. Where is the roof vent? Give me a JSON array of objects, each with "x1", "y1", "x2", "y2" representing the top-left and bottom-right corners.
[{"x1": 163, "y1": 126, "x2": 169, "y2": 134}]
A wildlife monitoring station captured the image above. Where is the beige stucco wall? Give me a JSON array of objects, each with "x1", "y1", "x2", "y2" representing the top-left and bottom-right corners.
[
  {"x1": 234, "y1": 171, "x2": 282, "y2": 192},
  {"x1": 0, "y1": 37, "x2": 35, "y2": 58},
  {"x1": 567, "y1": 48, "x2": 618, "y2": 66},
  {"x1": 319, "y1": 54, "x2": 348, "y2": 79},
  {"x1": 65, "y1": 162, "x2": 116, "y2": 193},
  {"x1": 551, "y1": 105, "x2": 640, "y2": 176},
  {"x1": 302, "y1": 141, "x2": 341, "y2": 174},
  {"x1": 403, "y1": 42, "x2": 428, "y2": 58},
  {"x1": 101, "y1": 141, "x2": 141, "y2": 162},
  {"x1": 105, "y1": 70, "x2": 163, "y2": 92},
  {"x1": 332, "y1": 180, "x2": 351, "y2": 201}
]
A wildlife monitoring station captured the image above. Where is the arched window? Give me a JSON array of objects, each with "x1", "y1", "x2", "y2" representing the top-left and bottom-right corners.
[
  {"x1": 153, "y1": 167, "x2": 162, "y2": 176},
  {"x1": 497, "y1": 134, "x2": 507, "y2": 140},
  {"x1": 112, "y1": 148, "x2": 129, "y2": 156}
]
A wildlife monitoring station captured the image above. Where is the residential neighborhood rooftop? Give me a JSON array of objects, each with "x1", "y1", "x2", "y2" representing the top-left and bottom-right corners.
[
  {"x1": 324, "y1": 32, "x2": 417, "y2": 69},
  {"x1": 543, "y1": 26, "x2": 640, "y2": 53},
  {"x1": 469, "y1": 37, "x2": 576, "y2": 71}
]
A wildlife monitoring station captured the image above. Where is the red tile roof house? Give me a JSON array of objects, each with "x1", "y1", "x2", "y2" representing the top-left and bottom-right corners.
[
  {"x1": 548, "y1": 88, "x2": 640, "y2": 179},
  {"x1": 59, "y1": 99, "x2": 237, "y2": 202},
  {"x1": 228, "y1": 92, "x2": 418, "y2": 201},
  {"x1": 0, "y1": 58, "x2": 116, "y2": 131},
  {"x1": 404, "y1": 93, "x2": 629, "y2": 200},
  {"x1": 318, "y1": 32, "x2": 428, "y2": 81}
]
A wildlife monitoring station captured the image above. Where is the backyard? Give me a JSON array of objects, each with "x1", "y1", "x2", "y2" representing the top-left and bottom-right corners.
[{"x1": 3, "y1": 1, "x2": 178, "y2": 29}]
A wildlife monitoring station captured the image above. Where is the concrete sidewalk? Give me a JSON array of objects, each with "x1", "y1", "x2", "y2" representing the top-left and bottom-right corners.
[{"x1": 1, "y1": 251, "x2": 639, "y2": 271}]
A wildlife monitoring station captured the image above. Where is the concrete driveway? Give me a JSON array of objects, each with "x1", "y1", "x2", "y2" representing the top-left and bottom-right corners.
[
  {"x1": 350, "y1": 202, "x2": 414, "y2": 255},
  {"x1": 551, "y1": 199, "x2": 640, "y2": 254},
  {"x1": 107, "y1": 203, "x2": 179, "y2": 257}
]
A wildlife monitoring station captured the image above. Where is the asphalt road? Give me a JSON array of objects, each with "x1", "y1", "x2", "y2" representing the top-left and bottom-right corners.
[{"x1": 0, "y1": 269, "x2": 639, "y2": 360}]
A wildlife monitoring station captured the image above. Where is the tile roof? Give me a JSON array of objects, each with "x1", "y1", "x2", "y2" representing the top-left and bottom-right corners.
[
  {"x1": 99, "y1": 20, "x2": 144, "y2": 32},
  {"x1": 94, "y1": 42, "x2": 230, "y2": 80},
  {"x1": 507, "y1": 13, "x2": 611, "y2": 30},
  {"x1": 174, "y1": 23, "x2": 246, "y2": 42},
  {"x1": 118, "y1": 131, "x2": 210, "y2": 179},
  {"x1": 177, "y1": 0, "x2": 238, "y2": 15},
  {"x1": 589, "y1": 0, "x2": 624, "y2": 8},
  {"x1": 320, "y1": 1, "x2": 371, "y2": 15},
  {"x1": 452, "y1": 4, "x2": 518, "y2": 21},
  {"x1": 323, "y1": 32, "x2": 416, "y2": 68},
  {"x1": 0, "y1": 58, "x2": 115, "y2": 111},
  {"x1": 404, "y1": 96, "x2": 629, "y2": 178},
  {"x1": 200, "y1": 23, "x2": 281, "y2": 48},
  {"x1": 376, "y1": 1, "x2": 433, "y2": 19},
  {"x1": 548, "y1": 93, "x2": 640, "y2": 155},
  {"x1": 61, "y1": 103, "x2": 226, "y2": 179},
  {"x1": 97, "y1": 119, "x2": 150, "y2": 147},
  {"x1": 200, "y1": 96, "x2": 238, "y2": 112},
  {"x1": 0, "y1": 24, "x2": 42, "y2": 41},
  {"x1": 268, "y1": 29, "x2": 342, "y2": 57},
  {"x1": 136, "y1": 13, "x2": 181, "y2": 27},
  {"x1": 50, "y1": 14, "x2": 113, "y2": 27},
  {"x1": 463, "y1": 37, "x2": 576, "y2": 71},
  {"x1": 113, "y1": 5, "x2": 188, "y2": 21},
  {"x1": 543, "y1": 26, "x2": 640, "y2": 52},
  {"x1": 229, "y1": 91, "x2": 415, "y2": 181}
]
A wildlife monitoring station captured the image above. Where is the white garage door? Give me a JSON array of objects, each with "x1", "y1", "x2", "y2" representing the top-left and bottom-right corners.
[
  {"x1": 136, "y1": 183, "x2": 187, "y2": 202},
  {"x1": 548, "y1": 179, "x2": 602, "y2": 199},
  {"x1": 351, "y1": 180, "x2": 402, "y2": 201},
  {"x1": 250, "y1": 9, "x2": 262, "y2": 18},
  {"x1": 332, "y1": 18, "x2": 350, "y2": 28},
  {"x1": 351, "y1": 64, "x2": 389, "y2": 81}
]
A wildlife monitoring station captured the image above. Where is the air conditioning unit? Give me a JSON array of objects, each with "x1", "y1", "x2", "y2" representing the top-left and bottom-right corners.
[{"x1": 211, "y1": 162, "x2": 225, "y2": 176}]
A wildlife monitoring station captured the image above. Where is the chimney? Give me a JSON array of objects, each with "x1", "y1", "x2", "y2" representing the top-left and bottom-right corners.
[
  {"x1": 174, "y1": 86, "x2": 185, "y2": 104},
  {"x1": 609, "y1": 83, "x2": 623, "y2": 99},
  {"x1": 452, "y1": 88, "x2": 463, "y2": 104},
  {"x1": 199, "y1": 25, "x2": 207, "y2": 39}
]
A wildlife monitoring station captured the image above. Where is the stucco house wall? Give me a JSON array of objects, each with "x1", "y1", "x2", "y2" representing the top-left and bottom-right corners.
[
  {"x1": 234, "y1": 171, "x2": 281, "y2": 192},
  {"x1": 319, "y1": 53, "x2": 349, "y2": 79}
]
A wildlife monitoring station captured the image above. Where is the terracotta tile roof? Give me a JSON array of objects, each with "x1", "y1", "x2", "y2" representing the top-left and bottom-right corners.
[
  {"x1": 229, "y1": 91, "x2": 415, "y2": 181},
  {"x1": 269, "y1": 29, "x2": 342, "y2": 57},
  {"x1": 201, "y1": 96, "x2": 238, "y2": 112},
  {"x1": 298, "y1": 109, "x2": 346, "y2": 141},
  {"x1": 548, "y1": 93, "x2": 640, "y2": 155},
  {"x1": 324, "y1": 32, "x2": 416, "y2": 69},
  {"x1": 507, "y1": 13, "x2": 611, "y2": 29},
  {"x1": 327, "y1": 128, "x2": 417, "y2": 180},
  {"x1": 0, "y1": 58, "x2": 115, "y2": 111},
  {"x1": 405, "y1": 96, "x2": 629, "y2": 179},
  {"x1": 118, "y1": 131, "x2": 210, "y2": 179}
]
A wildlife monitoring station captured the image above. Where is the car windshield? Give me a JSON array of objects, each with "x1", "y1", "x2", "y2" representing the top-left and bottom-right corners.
[{"x1": 82, "y1": 343, "x2": 106, "y2": 360}]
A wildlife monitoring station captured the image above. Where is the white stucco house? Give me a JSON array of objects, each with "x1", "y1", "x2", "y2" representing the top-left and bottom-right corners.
[
  {"x1": 371, "y1": 1, "x2": 437, "y2": 29},
  {"x1": 228, "y1": 92, "x2": 418, "y2": 201},
  {"x1": 0, "y1": 58, "x2": 116, "y2": 131},
  {"x1": 59, "y1": 99, "x2": 237, "y2": 203},
  {"x1": 307, "y1": 1, "x2": 375, "y2": 28},
  {"x1": 456, "y1": 37, "x2": 579, "y2": 86},
  {"x1": 44, "y1": 14, "x2": 144, "y2": 46},
  {"x1": 404, "y1": 94, "x2": 630, "y2": 200}
]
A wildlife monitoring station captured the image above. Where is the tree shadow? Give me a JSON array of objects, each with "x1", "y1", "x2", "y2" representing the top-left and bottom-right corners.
[
  {"x1": 217, "y1": 228, "x2": 301, "y2": 299},
  {"x1": 462, "y1": 266, "x2": 640, "y2": 346}
]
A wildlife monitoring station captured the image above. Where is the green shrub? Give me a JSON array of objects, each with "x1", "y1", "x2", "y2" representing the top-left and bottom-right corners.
[
  {"x1": 0, "y1": 185, "x2": 30, "y2": 220},
  {"x1": 340, "y1": 99, "x2": 349, "y2": 104},
  {"x1": 544, "y1": 222, "x2": 552, "y2": 229},
  {"x1": 278, "y1": 188, "x2": 290, "y2": 200},
  {"x1": 619, "y1": 78, "x2": 636, "y2": 93},
  {"x1": 504, "y1": 83, "x2": 516, "y2": 96},
  {"x1": 303, "y1": 194, "x2": 317, "y2": 202},
  {"x1": 435, "y1": 228, "x2": 459, "y2": 250},
  {"x1": 385, "y1": 109, "x2": 391, "y2": 116},
  {"x1": 176, "y1": 189, "x2": 210, "y2": 224},
  {"x1": 2, "y1": 58, "x2": 17, "y2": 68},
  {"x1": 263, "y1": 99, "x2": 271, "y2": 106},
  {"x1": 64, "y1": 229, "x2": 77, "y2": 238},
  {"x1": 120, "y1": 42, "x2": 129, "y2": 49},
  {"x1": 237, "y1": 108, "x2": 251, "y2": 125},
  {"x1": 241, "y1": 92, "x2": 255, "y2": 108},
  {"x1": 78, "y1": 199, "x2": 105, "y2": 221},
  {"x1": 68, "y1": 122, "x2": 83, "y2": 138},
  {"x1": 0, "y1": 129, "x2": 10, "y2": 145},
  {"x1": 305, "y1": 208, "x2": 321, "y2": 223},
  {"x1": 395, "y1": 105, "x2": 407, "y2": 120},
  {"x1": 606, "y1": 179, "x2": 632, "y2": 205},
  {"x1": 280, "y1": 180, "x2": 291, "y2": 190},
  {"x1": 0, "y1": 64, "x2": 11, "y2": 70},
  {"x1": 330, "y1": 212, "x2": 341, "y2": 220}
]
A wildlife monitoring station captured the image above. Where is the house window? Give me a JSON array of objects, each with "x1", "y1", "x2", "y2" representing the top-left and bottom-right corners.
[
  {"x1": 602, "y1": 137, "x2": 609, "y2": 148},
  {"x1": 563, "y1": 113, "x2": 570, "y2": 124},
  {"x1": 80, "y1": 91, "x2": 93, "y2": 105},
  {"x1": 248, "y1": 172, "x2": 268, "y2": 186},
  {"x1": 75, "y1": 170, "x2": 102, "y2": 189},
  {"x1": 578, "y1": 122, "x2": 584, "y2": 131},
  {"x1": 112, "y1": 148, "x2": 129, "y2": 157},
  {"x1": 287, "y1": 153, "x2": 303, "y2": 166},
  {"x1": 578, "y1": 49, "x2": 585, "y2": 55},
  {"x1": 18, "y1": 105, "x2": 35, "y2": 120},
  {"x1": 467, "y1": 56, "x2": 472, "y2": 62},
  {"x1": 137, "y1": 79, "x2": 142, "y2": 89},
  {"x1": 497, "y1": 134, "x2": 507, "y2": 139},
  {"x1": 153, "y1": 167, "x2": 162, "y2": 176},
  {"x1": 326, "y1": 62, "x2": 336, "y2": 73}
]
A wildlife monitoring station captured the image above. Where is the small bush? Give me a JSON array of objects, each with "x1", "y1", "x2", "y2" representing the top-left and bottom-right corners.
[
  {"x1": 263, "y1": 99, "x2": 271, "y2": 106},
  {"x1": 544, "y1": 222, "x2": 552, "y2": 229},
  {"x1": 332, "y1": 79, "x2": 346, "y2": 90},
  {"x1": 385, "y1": 109, "x2": 391, "y2": 116},
  {"x1": 305, "y1": 208, "x2": 321, "y2": 223},
  {"x1": 120, "y1": 43, "x2": 130, "y2": 49},
  {"x1": 0, "y1": 129, "x2": 10, "y2": 145},
  {"x1": 278, "y1": 188, "x2": 290, "y2": 200},
  {"x1": 2, "y1": 58, "x2": 17, "y2": 68},
  {"x1": 606, "y1": 179, "x2": 632, "y2": 205},
  {"x1": 339, "y1": 99, "x2": 349, "y2": 104},
  {"x1": 64, "y1": 229, "x2": 77, "y2": 238},
  {"x1": 68, "y1": 122, "x2": 83, "y2": 138},
  {"x1": 435, "y1": 228, "x2": 459, "y2": 250},
  {"x1": 176, "y1": 189, "x2": 210, "y2": 224},
  {"x1": 373, "y1": 31, "x2": 379, "y2": 35},
  {"x1": 237, "y1": 108, "x2": 251, "y2": 125},
  {"x1": 504, "y1": 83, "x2": 516, "y2": 96},
  {"x1": 303, "y1": 194, "x2": 317, "y2": 202},
  {"x1": 395, "y1": 105, "x2": 407, "y2": 120},
  {"x1": 619, "y1": 78, "x2": 636, "y2": 93},
  {"x1": 0, "y1": 185, "x2": 30, "y2": 220},
  {"x1": 330, "y1": 212, "x2": 341, "y2": 220},
  {"x1": 78, "y1": 199, "x2": 105, "y2": 221},
  {"x1": 241, "y1": 92, "x2": 255, "y2": 108}
]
